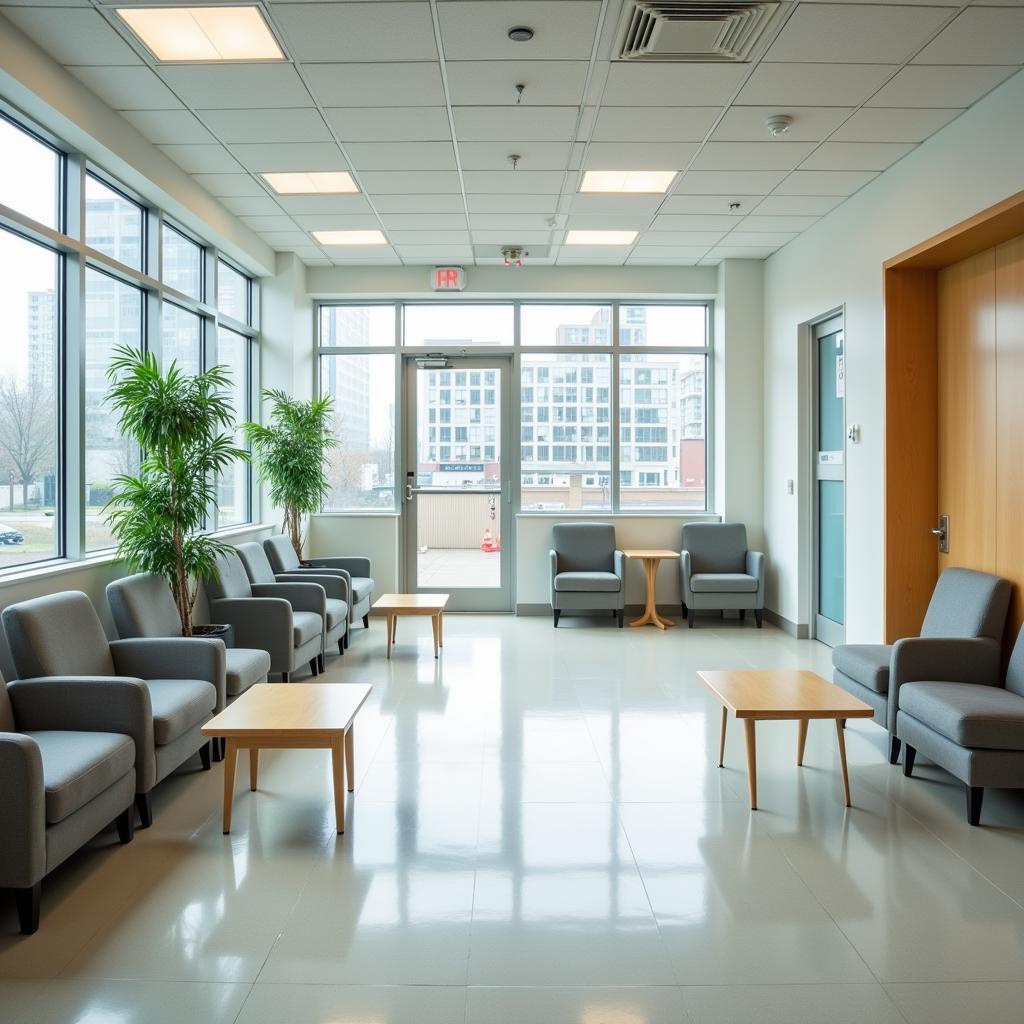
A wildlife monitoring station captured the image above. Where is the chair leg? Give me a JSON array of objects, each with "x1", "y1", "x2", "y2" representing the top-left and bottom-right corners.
[
  {"x1": 902, "y1": 744, "x2": 916, "y2": 777},
  {"x1": 309, "y1": 657, "x2": 319, "y2": 677},
  {"x1": 888, "y1": 735, "x2": 902, "y2": 765},
  {"x1": 966, "y1": 785, "x2": 984, "y2": 826},
  {"x1": 318, "y1": 653, "x2": 326, "y2": 673},
  {"x1": 688, "y1": 611, "x2": 695, "y2": 628},
  {"x1": 681, "y1": 602, "x2": 688, "y2": 619},
  {"x1": 14, "y1": 883, "x2": 41, "y2": 935},
  {"x1": 553, "y1": 608, "x2": 561, "y2": 627},
  {"x1": 617, "y1": 609, "x2": 624, "y2": 628},
  {"x1": 363, "y1": 614, "x2": 370, "y2": 629},
  {"x1": 339, "y1": 637, "x2": 345, "y2": 655},
  {"x1": 135, "y1": 792, "x2": 153, "y2": 829},
  {"x1": 754, "y1": 609, "x2": 763, "y2": 628},
  {"x1": 200, "y1": 741, "x2": 212, "y2": 771},
  {"x1": 212, "y1": 736, "x2": 224, "y2": 762},
  {"x1": 281, "y1": 671, "x2": 290, "y2": 683},
  {"x1": 116, "y1": 806, "x2": 134, "y2": 844},
  {"x1": 739, "y1": 609, "x2": 746, "y2": 621}
]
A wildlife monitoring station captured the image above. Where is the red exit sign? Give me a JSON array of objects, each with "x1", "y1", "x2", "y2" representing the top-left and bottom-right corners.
[{"x1": 431, "y1": 266, "x2": 466, "y2": 291}]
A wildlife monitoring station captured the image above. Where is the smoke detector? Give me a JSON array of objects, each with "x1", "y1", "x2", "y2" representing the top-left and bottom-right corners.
[
  {"x1": 508, "y1": 26, "x2": 534, "y2": 42},
  {"x1": 765, "y1": 114, "x2": 793, "y2": 138},
  {"x1": 501, "y1": 246, "x2": 526, "y2": 267}
]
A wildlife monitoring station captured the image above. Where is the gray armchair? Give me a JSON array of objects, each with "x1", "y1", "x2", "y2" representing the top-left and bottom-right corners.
[
  {"x1": 549, "y1": 522, "x2": 625, "y2": 627},
  {"x1": 205, "y1": 548, "x2": 324, "y2": 681},
  {"x1": 679, "y1": 523, "x2": 765, "y2": 629},
  {"x1": 237, "y1": 542, "x2": 348, "y2": 663},
  {"x1": 833, "y1": 567, "x2": 1011, "y2": 764},
  {"x1": 896, "y1": 623, "x2": 1024, "y2": 826},
  {"x1": 107, "y1": 572, "x2": 270, "y2": 704},
  {"x1": 1, "y1": 671, "x2": 136, "y2": 934},
  {"x1": 2, "y1": 591, "x2": 220, "y2": 830},
  {"x1": 264, "y1": 534, "x2": 375, "y2": 633}
]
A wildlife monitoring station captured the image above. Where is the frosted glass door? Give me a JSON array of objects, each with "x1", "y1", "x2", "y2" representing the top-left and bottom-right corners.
[{"x1": 815, "y1": 324, "x2": 845, "y2": 646}]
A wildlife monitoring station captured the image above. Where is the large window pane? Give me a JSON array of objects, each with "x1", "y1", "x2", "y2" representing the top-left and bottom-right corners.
[
  {"x1": 321, "y1": 354, "x2": 395, "y2": 510},
  {"x1": 162, "y1": 225, "x2": 202, "y2": 300},
  {"x1": 216, "y1": 328, "x2": 251, "y2": 528},
  {"x1": 85, "y1": 268, "x2": 143, "y2": 551},
  {"x1": 321, "y1": 305, "x2": 395, "y2": 346},
  {"x1": 218, "y1": 259, "x2": 249, "y2": 323},
  {"x1": 619, "y1": 353, "x2": 706, "y2": 510},
  {"x1": 0, "y1": 229, "x2": 60, "y2": 568},
  {"x1": 521, "y1": 353, "x2": 611, "y2": 512},
  {"x1": 619, "y1": 304, "x2": 706, "y2": 347},
  {"x1": 521, "y1": 304, "x2": 611, "y2": 346},
  {"x1": 0, "y1": 116, "x2": 59, "y2": 229},
  {"x1": 161, "y1": 302, "x2": 202, "y2": 375},
  {"x1": 404, "y1": 304, "x2": 512, "y2": 346},
  {"x1": 85, "y1": 175, "x2": 143, "y2": 271}
]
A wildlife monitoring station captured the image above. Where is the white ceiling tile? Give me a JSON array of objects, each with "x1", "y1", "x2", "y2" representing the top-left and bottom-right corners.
[
  {"x1": 556, "y1": 253, "x2": 629, "y2": 264},
  {"x1": 191, "y1": 173, "x2": 265, "y2": 197},
  {"x1": 462, "y1": 170, "x2": 567, "y2": 194},
  {"x1": 453, "y1": 107, "x2": 579, "y2": 142},
  {"x1": 378, "y1": 214, "x2": 468, "y2": 230},
  {"x1": 274, "y1": 195, "x2": 373, "y2": 216},
  {"x1": 240, "y1": 215, "x2": 300, "y2": 233},
  {"x1": 913, "y1": 8, "x2": 1024, "y2": 64},
  {"x1": 395, "y1": 245, "x2": 475, "y2": 262},
  {"x1": 3, "y1": 7, "x2": 141, "y2": 64},
  {"x1": 650, "y1": 215, "x2": 743, "y2": 232},
  {"x1": 705, "y1": 246, "x2": 777, "y2": 259},
  {"x1": 767, "y1": 4, "x2": 956, "y2": 64},
  {"x1": 273, "y1": 2, "x2": 437, "y2": 61},
  {"x1": 344, "y1": 142, "x2": 457, "y2": 171},
  {"x1": 676, "y1": 170, "x2": 788, "y2": 195},
  {"x1": 775, "y1": 170, "x2": 879, "y2": 195},
  {"x1": 293, "y1": 214, "x2": 385, "y2": 231},
  {"x1": 466, "y1": 195, "x2": 558, "y2": 213},
  {"x1": 626, "y1": 256, "x2": 701, "y2": 266},
  {"x1": 331, "y1": 256, "x2": 403, "y2": 265},
  {"x1": 376, "y1": 194, "x2": 467, "y2": 213},
  {"x1": 197, "y1": 109, "x2": 332, "y2": 145},
  {"x1": 582, "y1": 142, "x2": 697, "y2": 169},
  {"x1": 601, "y1": 63, "x2": 746, "y2": 106},
  {"x1": 68, "y1": 66, "x2": 183, "y2": 110},
  {"x1": 471, "y1": 230, "x2": 552, "y2": 244},
  {"x1": 737, "y1": 214, "x2": 822, "y2": 233},
  {"x1": 121, "y1": 109, "x2": 214, "y2": 145},
  {"x1": 830, "y1": 107, "x2": 962, "y2": 142},
  {"x1": 866, "y1": 65, "x2": 1019, "y2": 107},
  {"x1": 159, "y1": 65, "x2": 312, "y2": 109},
  {"x1": 631, "y1": 245, "x2": 708, "y2": 258},
  {"x1": 712, "y1": 106, "x2": 855, "y2": 143},
  {"x1": 721, "y1": 231, "x2": 800, "y2": 246},
  {"x1": 751, "y1": 195, "x2": 846, "y2": 216},
  {"x1": 158, "y1": 145, "x2": 242, "y2": 174},
  {"x1": 325, "y1": 107, "x2": 451, "y2": 142},
  {"x1": 437, "y1": 1, "x2": 600, "y2": 60},
  {"x1": 280, "y1": 247, "x2": 326, "y2": 260},
  {"x1": 459, "y1": 141, "x2": 571, "y2": 171},
  {"x1": 635, "y1": 231, "x2": 726, "y2": 246},
  {"x1": 470, "y1": 213, "x2": 560, "y2": 230},
  {"x1": 569, "y1": 194, "x2": 664, "y2": 216},
  {"x1": 229, "y1": 142, "x2": 347, "y2": 173},
  {"x1": 564, "y1": 215, "x2": 647, "y2": 230},
  {"x1": 389, "y1": 230, "x2": 472, "y2": 244},
  {"x1": 660, "y1": 195, "x2": 755, "y2": 215},
  {"x1": 259, "y1": 231, "x2": 315, "y2": 246},
  {"x1": 219, "y1": 195, "x2": 283, "y2": 217},
  {"x1": 592, "y1": 107, "x2": 719, "y2": 142},
  {"x1": 303, "y1": 62, "x2": 444, "y2": 107},
  {"x1": 801, "y1": 141, "x2": 915, "y2": 171},
  {"x1": 446, "y1": 60, "x2": 589, "y2": 105},
  {"x1": 737, "y1": 64, "x2": 894, "y2": 106},
  {"x1": 690, "y1": 141, "x2": 815, "y2": 172}
]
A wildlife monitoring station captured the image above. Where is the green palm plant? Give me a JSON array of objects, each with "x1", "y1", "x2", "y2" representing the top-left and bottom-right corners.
[
  {"x1": 243, "y1": 389, "x2": 335, "y2": 560},
  {"x1": 104, "y1": 346, "x2": 248, "y2": 636}
]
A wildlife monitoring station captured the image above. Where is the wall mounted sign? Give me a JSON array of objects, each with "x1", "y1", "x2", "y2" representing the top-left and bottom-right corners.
[{"x1": 431, "y1": 266, "x2": 466, "y2": 291}]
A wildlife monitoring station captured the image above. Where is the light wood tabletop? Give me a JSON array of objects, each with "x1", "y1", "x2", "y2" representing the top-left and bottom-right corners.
[
  {"x1": 202, "y1": 683, "x2": 372, "y2": 835},
  {"x1": 622, "y1": 549, "x2": 679, "y2": 629},
  {"x1": 372, "y1": 593, "x2": 449, "y2": 658},
  {"x1": 697, "y1": 669, "x2": 873, "y2": 810}
]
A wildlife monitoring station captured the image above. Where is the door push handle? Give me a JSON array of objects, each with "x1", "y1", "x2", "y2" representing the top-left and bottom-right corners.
[
  {"x1": 932, "y1": 514, "x2": 949, "y2": 554},
  {"x1": 405, "y1": 482, "x2": 414, "y2": 502}
]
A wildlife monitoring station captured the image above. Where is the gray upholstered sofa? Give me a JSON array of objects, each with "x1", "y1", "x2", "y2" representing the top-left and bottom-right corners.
[
  {"x1": 205, "y1": 548, "x2": 325, "y2": 682},
  {"x1": 678, "y1": 523, "x2": 765, "y2": 628},
  {"x1": 833, "y1": 568, "x2": 1010, "y2": 764},
  {"x1": 898, "y1": 622, "x2": 1024, "y2": 826},
  {"x1": 2, "y1": 591, "x2": 220, "y2": 830},
  {"x1": 549, "y1": 522, "x2": 625, "y2": 627},
  {"x1": 264, "y1": 534, "x2": 375, "y2": 634},
  {"x1": 1, "y1": 671, "x2": 136, "y2": 934}
]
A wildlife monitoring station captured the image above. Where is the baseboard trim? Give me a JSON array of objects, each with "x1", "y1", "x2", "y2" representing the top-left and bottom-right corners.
[
  {"x1": 763, "y1": 608, "x2": 809, "y2": 638},
  {"x1": 517, "y1": 603, "x2": 683, "y2": 618}
]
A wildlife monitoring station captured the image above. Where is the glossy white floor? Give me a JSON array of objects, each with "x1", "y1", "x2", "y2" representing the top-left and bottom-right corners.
[{"x1": 2, "y1": 614, "x2": 1024, "y2": 1024}]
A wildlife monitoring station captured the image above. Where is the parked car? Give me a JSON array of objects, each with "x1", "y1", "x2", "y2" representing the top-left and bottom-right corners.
[{"x1": 0, "y1": 524, "x2": 25, "y2": 545}]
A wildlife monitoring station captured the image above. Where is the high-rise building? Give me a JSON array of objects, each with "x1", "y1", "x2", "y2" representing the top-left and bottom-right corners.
[{"x1": 26, "y1": 289, "x2": 56, "y2": 391}]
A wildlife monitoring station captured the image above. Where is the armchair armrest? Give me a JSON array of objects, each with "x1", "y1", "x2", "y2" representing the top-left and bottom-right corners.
[
  {"x1": 309, "y1": 556, "x2": 371, "y2": 578},
  {"x1": 110, "y1": 638, "x2": 226, "y2": 713},
  {"x1": 614, "y1": 549, "x2": 626, "y2": 580},
  {"x1": 0, "y1": 734, "x2": 45, "y2": 887},
  {"x1": 549, "y1": 549, "x2": 558, "y2": 606},
  {"x1": 746, "y1": 550, "x2": 766, "y2": 605},
  {"x1": 679, "y1": 550, "x2": 693, "y2": 603},
  {"x1": 209, "y1": 597, "x2": 293, "y2": 672},
  {"x1": 251, "y1": 581, "x2": 327, "y2": 618},
  {"x1": 277, "y1": 572, "x2": 350, "y2": 604}
]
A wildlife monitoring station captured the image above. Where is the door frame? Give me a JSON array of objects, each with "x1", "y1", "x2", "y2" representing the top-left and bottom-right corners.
[{"x1": 400, "y1": 351, "x2": 516, "y2": 611}]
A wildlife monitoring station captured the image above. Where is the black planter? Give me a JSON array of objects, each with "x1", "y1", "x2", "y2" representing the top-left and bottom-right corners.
[{"x1": 192, "y1": 623, "x2": 234, "y2": 649}]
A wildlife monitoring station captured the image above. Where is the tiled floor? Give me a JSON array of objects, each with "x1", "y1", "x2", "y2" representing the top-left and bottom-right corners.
[
  {"x1": 2, "y1": 614, "x2": 1024, "y2": 1023},
  {"x1": 417, "y1": 548, "x2": 500, "y2": 588}
]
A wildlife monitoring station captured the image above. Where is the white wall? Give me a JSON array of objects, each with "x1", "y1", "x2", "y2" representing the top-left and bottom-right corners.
[
  {"x1": 763, "y1": 69, "x2": 1024, "y2": 642},
  {"x1": 309, "y1": 515, "x2": 401, "y2": 593}
]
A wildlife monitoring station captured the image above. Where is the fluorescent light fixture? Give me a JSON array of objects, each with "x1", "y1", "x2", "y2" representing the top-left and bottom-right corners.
[
  {"x1": 565, "y1": 229, "x2": 638, "y2": 246},
  {"x1": 116, "y1": 6, "x2": 283, "y2": 62},
  {"x1": 580, "y1": 171, "x2": 677, "y2": 194},
  {"x1": 313, "y1": 230, "x2": 388, "y2": 246},
  {"x1": 261, "y1": 172, "x2": 359, "y2": 195}
]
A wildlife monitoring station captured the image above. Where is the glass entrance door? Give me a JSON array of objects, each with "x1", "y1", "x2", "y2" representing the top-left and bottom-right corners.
[
  {"x1": 403, "y1": 356, "x2": 512, "y2": 611},
  {"x1": 814, "y1": 317, "x2": 845, "y2": 647}
]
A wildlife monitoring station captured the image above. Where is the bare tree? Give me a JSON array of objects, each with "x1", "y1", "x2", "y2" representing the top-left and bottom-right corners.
[{"x1": 0, "y1": 376, "x2": 54, "y2": 508}]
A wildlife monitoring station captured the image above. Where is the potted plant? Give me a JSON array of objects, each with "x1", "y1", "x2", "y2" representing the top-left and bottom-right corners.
[
  {"x1": 243, "y1": 389, "x2": 335, "y2": 561},
  {"x1": 104, "y1": 346, "x2": 248, "y2": 637}
]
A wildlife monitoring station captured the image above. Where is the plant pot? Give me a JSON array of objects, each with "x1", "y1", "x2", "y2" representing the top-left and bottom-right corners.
[{"x1": 192, "y1": 623, "x2": 234, "y2": 649}]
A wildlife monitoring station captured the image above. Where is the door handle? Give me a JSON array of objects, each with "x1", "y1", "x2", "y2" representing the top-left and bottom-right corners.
[
  {"x1": 932, "y1": 514, "x2": 949, "y2": 554},
  {"x1": 405, "y1": 481, "x2": 414, "y2": 502}
]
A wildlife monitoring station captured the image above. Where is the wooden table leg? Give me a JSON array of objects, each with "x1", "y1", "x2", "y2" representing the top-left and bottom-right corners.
[
  {"x1": 630, "y1": 558, "x2": 673, "y2": 629},
  {"x1": 431, "y1": 613, "x2": 439, "y2": 658},
  {"x1": 797, "y1": 719, "x2": 808, "y2": 766},
  {"x1": 345, "y1": 724, "x2": 354, "y2": 792},
  {"x1": 331, "y1": 735, "x2": 345, "y2": 834},
  {"x1": 743, "y1": 719, "x2": 758, "y2": 810},
  {"x1": 249, "y1": 748, "x2": 259, "y2": 791},
  {"x1": 392, "y1": 614, "x2": 398, "y2": 643},
  {"x1": 718, "y1": 705, "x2": 728, "y2": 768},
  {"x1": 438, "y1": 611, "x2": 443, "y2": 648},
  {"x1": 835, "y1": 719, "x2": 852, "y2": 806},
  {"x1": 222, "y1": 739, "x2": 237, "y2": 834},
  {"x1": 386, "y1": 612, "x2": 394, "y2": 659}
]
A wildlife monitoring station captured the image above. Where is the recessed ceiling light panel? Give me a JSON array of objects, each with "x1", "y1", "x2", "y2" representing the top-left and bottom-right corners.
[
  {"x1": 261, "y1": 172, "x2": 359, "y2": 195},
  {"x1": 313, "y1": 230, "x2": 388, "y2": 246},
  {"x1": 116, "y1": 6, "x2": 284, "y2": 62},
  {"x1": 565, "y1": 229, "x2": 638, "y2": 246},
  {"x1": 580, "y1": 171, "x2": 677, "y2": 194}
]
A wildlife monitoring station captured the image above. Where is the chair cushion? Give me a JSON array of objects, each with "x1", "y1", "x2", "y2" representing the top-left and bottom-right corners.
[
  {"x1": 690, "y1": 572, "x2": 758, "y2": 594},
  {"x1": 554, "y1": 570, "x2": 622, "y2": 593},
  {"x1": 146, "y1": 679, "x2": 216, "y2": 745},
  {"x1": 900, "y1": 681, "x2": 1024, "y2": 751},
  {"x1": 832, "y1": 644, "x2": 892, "y2": 694},
  {"x1": 225, "y1": 648, "x2": 271, "y2": 697},
  {"x1": 24, "y1": 731, "x2": 135, "y2": 825},
  {"x1": 350, "y1": 577, "x2": 374, "y2": 604},
  {"x1": 293, "y1": 611, "x2": 322, "y2": 647},
  {"x1": 325, "y1": 598, "x2": 349, "y2": 631}
]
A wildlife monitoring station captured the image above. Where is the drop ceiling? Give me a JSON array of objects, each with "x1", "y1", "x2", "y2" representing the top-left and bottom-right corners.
[{"x1": 2, "y1": 0, "x2": 1022, "y2": 267}]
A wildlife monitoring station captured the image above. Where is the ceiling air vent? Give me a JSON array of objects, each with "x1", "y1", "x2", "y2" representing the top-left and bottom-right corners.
[{"x1": 615, "y1": 1, "x2": 781, "y2": 62}]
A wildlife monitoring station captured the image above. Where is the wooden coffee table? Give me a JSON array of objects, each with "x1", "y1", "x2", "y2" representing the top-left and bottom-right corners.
[
  {"x1": 697, "y1": 669, "x2": 874, "y2": 809},
  {"x1": 622, "y1": 549, "x2": 679, "y2": 629},
  {"x1": 202, "y1": 683, "x2": 372, "y2": 835},
  {"x1": 372, "y1": 593, "x2": 449, "y2": 659}
]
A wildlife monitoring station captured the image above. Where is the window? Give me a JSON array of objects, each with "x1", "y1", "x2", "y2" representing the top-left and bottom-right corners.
[
  {"x1": 162, "y1": 225, "x2": 202, "y2": 300},
  {"x1": 0, "y1": 116, "x2": 59, "y2": 229},
  {"x1": 620, "y1": 304, "x2": 706, "y2": 346},
  {"x1": 404, "y1": 304, "x2": 512, "y2": 346},
  {"x1": 320, "y1": 354, "x2": 396, "y2": 510},
  {"x1": 161, "y1": 302, "x2": 202, "y2": 375},
  {"x1": 0, "y1": 229, "x2": 61, "y2": 568},
  {"x1": 85, "y1": 174, "x2": 143, "y2": 271},
  {"x1": 320, "y1": 305, "x2": 394, "y2": 346},
  {"x1": 85, "y1": 268, "x2": 143, "y2": 551},
  {"x1": 216, "y1": 328, "x2": 251, "y2": 528},
  {"x1": 218, "y1": 259, "x2": 249, "y2": 323},
  {"x1": 521, "y1": 304, "x2": 611, "y2": 346}
]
